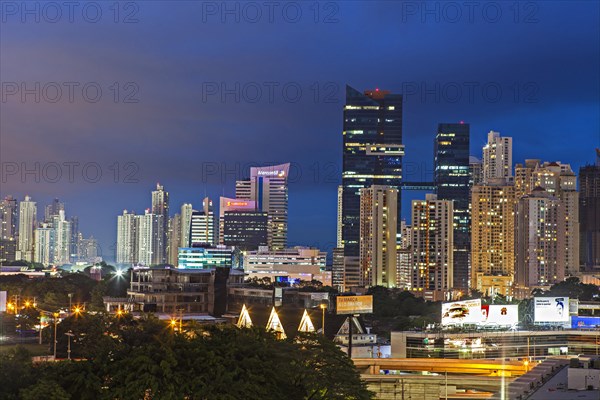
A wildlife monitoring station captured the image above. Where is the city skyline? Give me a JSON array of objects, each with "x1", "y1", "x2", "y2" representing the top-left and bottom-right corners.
[{"x1": 1, "y1": 2, "x2": 597, "y2": 257}]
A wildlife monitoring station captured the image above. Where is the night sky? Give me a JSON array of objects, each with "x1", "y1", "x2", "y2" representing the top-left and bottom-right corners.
[{"x1": 1, "y1": 1, "x2": 598, "y2": 261}]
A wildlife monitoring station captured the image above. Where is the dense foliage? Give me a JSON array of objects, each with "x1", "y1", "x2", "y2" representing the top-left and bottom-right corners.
[{"x1": 0, "y1": 314, "x2": 373, "y2": 400}]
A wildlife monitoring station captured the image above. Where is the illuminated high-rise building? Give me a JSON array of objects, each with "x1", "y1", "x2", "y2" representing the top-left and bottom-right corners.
[
  {"x1": 337, "y1": 185, "x2": 343, "y2": 248},
  {"x1": 515, "y1": 160, "x2": 580, "y2": 276},
  {"x1": 44, "y1": 198, "x2": 65, "y2": 223},
  {"x1": 116, "y1": 210, "x2": 138, "y2": 265},
  {"x1": 471, "y1": 181, "x2": 515, "y2": 296},
  {"x1": 219, "y1": 197, "x2": 267, "y2": 251},
  {"x1": 434, "y1": 122, "x2": 470, "y2": 290},
  {"x1": 482, "y1": 131, "x2": 512, "y2": 183},
  {"x1": 396, "y1": 220, "x2": 412, "y2": 290},
  {"x1": 411, "y1": 194, "x2": 453, "y2": 300},
  {"x1": 236, "y1": 163, "x2": 289, "y2": 250},
  {"x1": 0, "y1": 196, "x2": 18, "y2": 241},
  {"x1": 469, "y1": 157, "x2": 483, "y2": 186},
  {"x1": 137, "y1": 210, "x2": 164, "y2": 266},
  {"x1": 17, "y1": 195, "x2": 37, "y2": 262},
  {"x1": 52, "y1": 210, "x2": 71, "y2": 265},
  {"x1": 579, "y1": 151, "x2": 600, "y2": 269},
  {"x1": 190, "y1": 197, "x2": 216, "y2": 246},
  {"x1": 180, "y1": 203, "x2": 193, "y2": 247},
  {"x1": 34, "y1": 223, "x2": 53, "y2": 266},
  {"x1": 151, "y1": 183, "x2": 169, "y2": 263},
  {"x1": 168, "y1": 214, "x2": 181, "y2": 266},
  {"x1": 515, "y1": 188, "x2": 563, "y2": 288},
  {"x1": 341, "y1": 86, "x2": 403, "y2": 260},
  {"x1": 359, "y1": 185, "x2": 398, "y2": 287}
]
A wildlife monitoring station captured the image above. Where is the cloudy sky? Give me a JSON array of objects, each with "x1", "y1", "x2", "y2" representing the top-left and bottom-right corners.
[{"x1": 1, "y1": 1, "x2": 598, "y2": 259}]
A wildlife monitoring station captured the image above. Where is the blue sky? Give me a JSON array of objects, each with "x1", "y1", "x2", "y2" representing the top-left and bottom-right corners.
[{"x1": 1, "y1": 1, "x2": 598, "y2": 260}]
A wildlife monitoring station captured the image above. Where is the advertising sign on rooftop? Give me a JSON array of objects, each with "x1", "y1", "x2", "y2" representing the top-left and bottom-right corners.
[
  {"x1": 441, "y1": 299, "x2": 482, "y2": 325},
  {"x1": 336, "y1": 295, "x2": 373, "y2": 315},
  {"x1": 534, "y1": 297, "x2": 570, "y2": 323}
]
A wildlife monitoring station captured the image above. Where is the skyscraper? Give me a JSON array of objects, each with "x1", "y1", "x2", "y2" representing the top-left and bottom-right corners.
[
  {"x1": 137, "y1": 210, "x2": 164, "y2": 266},
  {"x1": 471, "y1": 181, "x2": 515, "y2": 296},
  {"x1": 0, "y1": 196, "x2": 18, "y2": 240},
  {"x1": 168, "y1": 214, "x2": 181, "y2": 266},
  {"x1": 219, "y1": 197, "x2": 267, "y2": 251},
  {"x1": 151, "y1": 183, "x2": 169, "y2": 262},
  {"x1": 52, "y1": 210, "x2": 71, "y2": 265},
  {"x1": 469, "y1": 157, "x2": 483, "y2": 187},
  {"x1": 44, "y1": 198, "x2": 65, "y2": 223},
  {"x1": 337, "y1": 185, "x2": 343, "y2": 248},
  {"x1": 359, "y1": 185, "x2": 398, "y2": 287},
  {"x1": 411, "y1": 194, "x2": 453, "y2": 300},
  {"x1": 190, "y1": 197, "x2": 216, "y2": 246},
  {"x1": 236, "y1": 163, "x2": 289, "y2": 250},
  {"x1": 70, "y1": 216, "x2": 80, "y2": 261},
  {"x1": 396, "y1": 220, "x2": 412, "y2": 290},
  {"x1": 342, "y1": 86, "x2": 404, "y2": 260},
  {"x1": 482, "y1": 131, "x2": 512, "y2": 183},
  {"x1": 34, "y1": 223, "x2": 53, "y2": 266},
  {"x1": 116, "y1": 210, "x2": 138, "y2": 265},
  {"x1": 579, "y1": 151, "x2": 600, "y2": 269},
  {"x1": 515, "y1": 188, "x2": 563, "y2": 288},
  {"x1": 180, "y1": 203, "x2": 193, "y2": 248},
  {"x1": 514, "y1": 160, "x2": 580, "y2": 275},
  {"x1": 17, "y1": 196, "x2": 37, "y2": 262},
  {"x1": 434, "y1": 122, "x2": 470, "y2": 290}
]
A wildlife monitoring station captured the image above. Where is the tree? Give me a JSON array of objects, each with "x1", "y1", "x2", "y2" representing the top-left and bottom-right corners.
[{"x1": 20, "y1": 380, "x2": 71, "y2": 400}]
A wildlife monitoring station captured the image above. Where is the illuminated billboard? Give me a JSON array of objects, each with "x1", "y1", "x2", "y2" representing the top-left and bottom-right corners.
[
  {"x1": 534, "y1": 297, "x2": 570, "y2": 323},
  {"x1": 336, "y1": 295, "x2": 373, "y2": 315},
  {"x1": 219, "y1": 197, "x2": 257, "y2": 216},
  {"x1": 480, "y1": 304, "x2": 519, "y2": 327},
  {"x1": 441, "y1": 299, "x2": 482, "y2": 325},
  {"x1": 251, "y1": 163, "x2": 290, "y2": 179}
]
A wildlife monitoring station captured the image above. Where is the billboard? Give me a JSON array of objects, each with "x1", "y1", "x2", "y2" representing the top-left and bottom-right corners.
[
  {"x1": 336, "y1": 295, "x2": 373, "y2": 315},
  {"x1": 480, "y1": 304, "x2": 519, "y2": 327},
  {"x1": 441, "y1": 299, "x2": 482, "y2": 325},
  {"x1": 571, "y1": 316, "x2": 600, "y2": 329},
  {"x1": 534, "y1": 297, "x2": 570, "y2": 323}
]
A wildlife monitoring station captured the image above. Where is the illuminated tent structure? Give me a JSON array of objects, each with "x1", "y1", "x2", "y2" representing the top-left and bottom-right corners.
[
  {"x1": 297, "y1": 309, "x2": 315, "y2": 333},
  {"x1": 237, "y1": 304, "x2": 253, "y2": 328},
  {"x1": 266, "y1": 307, "x2": 287, "y2": 339}
]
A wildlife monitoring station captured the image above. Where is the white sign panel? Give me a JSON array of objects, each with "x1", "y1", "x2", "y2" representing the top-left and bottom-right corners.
[
  {"x1": 481, "y1": 304, "x2": 519, "y2": 327},
  {"x1": 534, "y1": 297, "x2": 569, "y2": 322},
  {"x1": 442, "y1": 299, "x2": 482, "y2": 325},
  {"x1": 0, "y1": 291, "x2": 6, "y2": 312}
]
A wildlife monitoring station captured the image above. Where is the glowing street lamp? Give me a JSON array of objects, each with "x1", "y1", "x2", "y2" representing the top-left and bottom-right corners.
[{"x1": 319, "y1": 302, "x2": 327, "y2": 335}]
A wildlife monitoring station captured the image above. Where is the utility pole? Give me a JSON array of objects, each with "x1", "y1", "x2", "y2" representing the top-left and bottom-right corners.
[
  {"x1": 53, "y1": 312, "x2": 59, "y2": 359},
  {"x1": 65, "y1": 331, "x2": 74, "y2": 360}
]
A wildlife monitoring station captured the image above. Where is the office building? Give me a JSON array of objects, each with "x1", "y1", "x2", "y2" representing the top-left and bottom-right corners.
[
  {"x1": 337, "y1": 185, "x2": 343, "y2": 248},
  {"x1": 77, "y1": 236, "x2": 99, "y2": 264},
  {"x1": 0, "y1": 239, "x2": 16, "y2": 264},
  {"x1": 434, "y1": 122, "x2": 471, "y2": 290},
  {"x1": 341, "y1": 86, "x2": 404, "y2": 259},
  {"x1": 116, "y1": 210, "x2": 137, "y2": 265},
  {"x1": 332, "y1": 247, "x2": 345, "y2": 292},
  {"x1": 137, "y1": 210, "x2": 164, "y2": 266},
  {"x1": 70, "y1": 216, "x2": 79, "y2": 260},
  {"x1": 359, "y1": 185, "x2": 398, "y2": 287},
  {"x1": 469, "y1": 157, "x2": 483, "y2": 186},
  {"x1": 516, "y1": 188, "x2": 563, "y2": 288},
  {"x1": 236, "y1": 163, "x2": 290, "y2": 250},
  {"x1": 482, "y1": 131, "x2": 512, "y2": 183},
  {"x1": 177, "y1": 245, "x2": 236, "y2": 269},
  {"x1": 190, "y1": 197, "x2": 216, "y2": 246},
  {"x1": 17, "y1": 196, "x2": 37, "y2": 262},
  {"x1": 579, "y1": 151, "x2": 600, "y2": 269},
  {"x1": 471, "y1": 181, "x2": 515, "y2": 296},
  {"x1": 222, "y1": 211, "x2": 268, "y2": 251},
  {"x1": 151, "y1": 184, "x2": 169, "y2": 263},
  {"x1": 411, "y1": 194, "x2": 453, "y2": 300},
  {"x1": 243, "y1": 246, "x2": 329, "y2": 284}
]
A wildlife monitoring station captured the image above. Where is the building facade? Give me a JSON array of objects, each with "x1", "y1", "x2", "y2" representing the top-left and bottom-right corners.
[
  {"x1": 17, "y1": 196, "x2": 37, "y2": 262},
  {"x1": 482, "y1": 131, "x2": 512, "y2": 183},
  {"x1": 190, "y1": 197, "x2": 216, "y2": 246},
  {"x1": 359, "y1": 185, "x2": 398, "y2": 287},
  {"x1": 411, "y1": 194, "x2": 454, "y2": 298},
  {"x1": 434, "y1": 122, "x2": 471, "y2": 290},
  {"x1": 579, "y1": 151, "x2": 600, "y2": 269}
]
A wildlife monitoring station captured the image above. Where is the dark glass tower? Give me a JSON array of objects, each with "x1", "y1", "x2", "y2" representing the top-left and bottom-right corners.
[
  {"x1": 434, "y1": 122, "x2": 470, "y2": 290},
  {"x1": 342, "y1": 86, "x2": 403, "y2": 258},
  {"x1": 579, "y1": 150, "x2": 600, "y2": 269},
  {"x1": 222, "y1": 210, "x2": 268, "y2": 251}
]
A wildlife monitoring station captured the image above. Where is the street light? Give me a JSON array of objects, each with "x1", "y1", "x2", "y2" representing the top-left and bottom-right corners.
[
  {"x1": 319, "y1": 302, "x2": 327, "y2": 335},
  {"x1": 170, "y1": 319, "x2": 177, "y2": 332},
  {"x1": 53, "y1": 312, "x2": 59, "y2": 359},
  {"x1": 65, "y1": 331, "x2": 75, "y2": 360}
]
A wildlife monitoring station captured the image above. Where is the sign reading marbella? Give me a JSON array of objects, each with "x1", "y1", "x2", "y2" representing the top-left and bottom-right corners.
[{"x1": 336, "y1": 295, "x2": 373, "y2": 315}]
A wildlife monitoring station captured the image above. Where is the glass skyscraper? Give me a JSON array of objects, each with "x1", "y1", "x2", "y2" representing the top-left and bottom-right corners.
[
  {"x1": 433, "y1": 122, "x2": 470, "y2": 290},
  {"x1": 341, "y1": 86, "x2": 404, "y2": 259}
]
